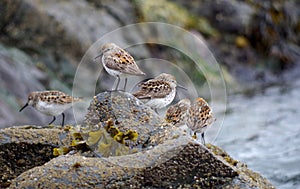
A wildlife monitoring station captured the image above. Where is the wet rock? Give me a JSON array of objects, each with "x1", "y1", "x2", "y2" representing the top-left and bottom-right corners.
[
  {"x1": 9, "y1": 155, "x2": 143, "y2": 188},
  {"x1": 142, "y1": 141, "x2": 237, "y2": 188},
  {"x1": 0, "y1": 0, "x2": 151, "y2": 73},
  {"x1": 0, "y1": 0, "x2": 122, "y2": 91},
  {"x1": 6, "y1": 131, "x2": 275, "y2": 188},
  {"x1": 0, "y1": 43, "x2": 88, "y2": 127},
  {"x1": 82, "y1": 91, "x2": 163, "y2": 156},
  {"x1": 174, "y1": 0, "x2": 254, "y2": 34},
  {"x1": 207, "y1": 144, "x2": 276, "y2": 189},
  {"x1": 0, "y1": 126, "x2": 71, "y2": 188},
  {"x1": 0, "y1": 0, "x2": 153, "y2": 128},
  {"x1": 95, "y1": 0, "x2": 138, "y2": 25},
  {"x1": 247, "y1": 0, "x2": 300, "y2": 66},
  {"x1": 136, "y1": 0, "x2": 219, "y2": 37},
  {"x1": 2, "y1": 92, "x2": 275, "y2": 188},
  {"x1": 0, "y1": 44, "x2": 47, "y2": 127},
  {"x1": 173, "y1": 0, "x2": 300, "y2": 85},
  {"x1": 0, "y1": 0, "x2": 120, "y2": 60}
]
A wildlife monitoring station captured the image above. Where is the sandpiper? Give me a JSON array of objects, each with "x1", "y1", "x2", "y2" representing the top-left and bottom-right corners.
[
  {"x1": 132, "y1": 73, "x2": 184, "y2": 112},
  {"x1": 187, "y1": 97, "x2": 215, "y2": 144},
  {"x1": 19, "y1": 90, "x2": 82, "y2": 126},
  {"x1": 165, "y1": 98, "x2": 191, "y2": 126},
  {"x1": 94, "y1": 43, "x2": 146, "y2": 91}
]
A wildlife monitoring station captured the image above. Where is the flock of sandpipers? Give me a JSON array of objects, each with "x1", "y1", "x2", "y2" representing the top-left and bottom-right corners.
[{"x1": 19, "y1": 43, "x2": 215, "y2": 144}]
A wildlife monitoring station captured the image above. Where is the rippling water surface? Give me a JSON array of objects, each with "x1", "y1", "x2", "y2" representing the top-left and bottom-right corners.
[{"x1": 214, "y1": 80, "x2": 300, "y2": 189}]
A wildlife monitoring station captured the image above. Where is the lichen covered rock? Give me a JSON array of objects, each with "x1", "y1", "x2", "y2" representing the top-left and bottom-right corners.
[
  {"x1": 0, "y1": 126, "x2": 71, "y2": 188},
  {"x1": 81, "y1": 91, "x2": 163, "y2": 157},
  {"x1": 8, "y1": 155, "x2": 144, "y2": 189},
  {"x1": 1, "y1": 92, "x2": 275, "y2": 188},
  {"x1": 7, "y1": 134, "x2": 275, "y2": 188}
]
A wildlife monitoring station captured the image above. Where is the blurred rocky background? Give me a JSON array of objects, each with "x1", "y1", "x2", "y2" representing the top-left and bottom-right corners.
[{"x1": 0, "y1": 0, "x2": 299, "y2": 188}]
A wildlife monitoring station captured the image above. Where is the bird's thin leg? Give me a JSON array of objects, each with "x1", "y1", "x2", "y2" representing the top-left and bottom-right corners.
[
  {"x1": 49, "y1": 116, "x2": 56, "y2": 125},
  {"x1": 61, "y1": 113, "x2": 65, "y2": 127},
  {"x1": 114, "y1": 76, "x2": 120, "y2": 91},
  {"x1": 201, "y1": 132, "x2": 206, "y2": 145},
  {"x1": 123, "y1": 78, "x2": 128, "y2": 91}
]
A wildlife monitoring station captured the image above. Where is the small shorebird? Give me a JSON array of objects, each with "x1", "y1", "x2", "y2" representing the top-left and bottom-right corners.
[
  {"x1": 165, "y1": 98, "x2": 191, "y2": 126},
  {"x1": 19, "y1": 90, "x2": 82, "y2": 126},
  {"x1": 94, "y1": 43, "x2": 146, "y2": 91},
  {"x1": 187, "y1": 97, "x2": 215, "y2": 144},
  {"x1": 132, "y1": 73, "x2": 184, "y2": 112}
]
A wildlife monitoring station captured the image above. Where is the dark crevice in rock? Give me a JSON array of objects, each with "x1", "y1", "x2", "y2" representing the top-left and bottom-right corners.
[
  {"x1": 144, "y1": 143, "x2": 238, "y2": 188},
  {"x1": 0, "y1": 142, "x2": 56, "y2": 188}
]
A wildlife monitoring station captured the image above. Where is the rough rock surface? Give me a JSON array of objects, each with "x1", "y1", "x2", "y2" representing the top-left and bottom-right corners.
[
  {"x1": 83, "y1": 91, "x2": 162, "y2": 135},
  {"x1": 4, "y1": 129, "x2": 275, "y2": 188},
  {"x1": 0, "y1": 126, "x2": 71, "y2": 188},
  {"x1": 1, "y1": 92, "x2": 275, "y2": 188},
  {"x1": 82, "y1": 91, "x2": 163, "y2": 156}
]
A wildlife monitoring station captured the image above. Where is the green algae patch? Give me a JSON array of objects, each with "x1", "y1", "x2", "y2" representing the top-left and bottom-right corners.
[
  {"x1": 104, "y1": 119, "x2": 139, "y2": 144},
  {"x1": 53, "y1": 126, "x2": 90, "y2": 157},
  {"x1": 86, "y1": 125, "x2": 130, "y2": 157},
  {"x1": 3, "y1": 125, "x2": 275, "y2": 188},
  {"x1": 135, "y1": 0, "x2": 219, "y2": 37},
  {"x1": 83, "y1": 119, "x2": 139, "y2": 157},
  {"x1": 53, "y1": 146, "x2": 70, "y2": 156},
  {"x1": 88, "y1": 129, "x2": 104, "y2": 146}
]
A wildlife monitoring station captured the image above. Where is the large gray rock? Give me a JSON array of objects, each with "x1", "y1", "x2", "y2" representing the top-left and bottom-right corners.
[
  {"x1": 0, "y1": 44, "x2": 84, "y2": 127},
  {"x1": 82, "y1": 91, "x2": 163, "y2": 157},
  {"x1": 4, "y1": 129, "x2": 275, "y2": 188},
  {"x1": 0, "y1": 45, "x2": 47, "y2": 127},
  {"x1": 0, "y1": 126, "x2": 70, "y2": 188},
  {"x1": 1, "y1": 92, "x2": 275, "y2": 188}
]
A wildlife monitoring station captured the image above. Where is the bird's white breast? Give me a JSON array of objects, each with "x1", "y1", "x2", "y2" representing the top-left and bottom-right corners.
[
  {"x1": 35, "y1": 100, "x2": 73, "y2": 116},
  {"x1": 102, "y1": 62, "x2": 122, "y2": 77},
  {"x1": 102, "y1": 55, "x2": 123, "y2": 77},
  {"x1": 146, "y1": 90, "x2": 176, "y2": 109}
]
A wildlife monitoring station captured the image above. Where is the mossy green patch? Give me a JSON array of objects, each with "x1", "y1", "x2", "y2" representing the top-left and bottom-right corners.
[
  {"x1": 53, "y1": 147, "x2": 70, "y2": 156},
  {"x1": 53, "y1": 126, "x2": 88, "y2": 156},
  {"x1": 54, "y1": 119, "x2": 140, "y2": 157},
  {"x1": 135, "y1": 0, "x2": 219, "y2": 37}
]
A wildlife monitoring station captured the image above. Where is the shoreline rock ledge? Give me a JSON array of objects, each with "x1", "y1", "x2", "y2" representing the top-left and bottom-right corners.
[{"x1": 0, "y1": 92, "x2": 275, "y2": 188}]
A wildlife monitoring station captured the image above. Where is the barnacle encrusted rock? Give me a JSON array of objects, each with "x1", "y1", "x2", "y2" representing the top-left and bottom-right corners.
[
  {"x1": 81, "y1": 91, "x2": 163, "y2": 157},
  {"x1": 8, "y1": 137, "x2": 239, "y2": 188},
  {"x1": 1, "y1": 92, "x2": 275, "y2": 188},
  {"x1": 7, "y1": 134, "x2": 275, "y2": 188},
  {"x1": 0, "y1": 126, "x2": 71, "y2": 188}
]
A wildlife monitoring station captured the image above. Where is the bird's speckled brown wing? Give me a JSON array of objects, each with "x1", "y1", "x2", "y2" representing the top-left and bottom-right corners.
[
  {"x1": 133, "y1": 79, "x2": 172, "y2": 99},
  {"x1": 39, "y1": 91, "x2": 82, "y2": 105},
  {"x1": 187, "y1": 98, "x2": 214, "y2": 132},
  {"x1": 165, "y1": 99, "x2": 190, "y2": 126},
  {"x1": 165, "y1": 105, "x2": 181, "y2": 124},
  {"x1": 103, "y1": 47, "x2": 145, "y2": 76}
]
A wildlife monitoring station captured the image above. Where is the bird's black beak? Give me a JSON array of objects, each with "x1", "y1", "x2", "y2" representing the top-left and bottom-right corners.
[
  {"x1": 19, "y1": 103, "x2": 29, "y2": 112},
  {"x1": 94, "y1": 53, "x2": 103, "y2": 61},
  {"x1": 177, "y1": 84, "x2": 187, "y2": 90}
]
